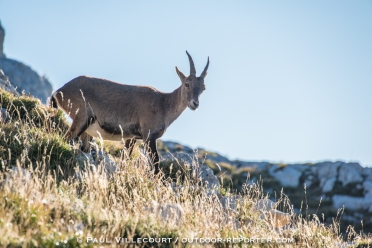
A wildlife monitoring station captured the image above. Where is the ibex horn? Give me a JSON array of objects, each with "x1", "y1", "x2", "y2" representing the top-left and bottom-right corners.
[
  {"x1": 200, "y1": 57, "x2": 209, "y2": 79},
  {"x1": 186, "y1": 50, "x2": 196, "y2": 76}
]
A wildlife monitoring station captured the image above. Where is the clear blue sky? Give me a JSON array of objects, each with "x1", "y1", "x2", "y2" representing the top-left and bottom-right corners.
[{"x1": 1, "y1": 1, "x2": 371, "y2": 166}]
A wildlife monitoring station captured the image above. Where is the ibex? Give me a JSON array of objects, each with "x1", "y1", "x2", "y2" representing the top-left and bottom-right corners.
[{"x1": 50, "y1": 51, "x2": 209, "y2": 174}]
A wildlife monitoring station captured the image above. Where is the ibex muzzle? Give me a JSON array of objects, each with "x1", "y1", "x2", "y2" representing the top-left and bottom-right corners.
[{"x1": 50, "y1": 51, "x2": 209, "y2": 174}]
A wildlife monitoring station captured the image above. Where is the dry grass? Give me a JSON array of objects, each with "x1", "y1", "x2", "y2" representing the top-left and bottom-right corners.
[{"x1": 0, "y1": 89, "x2": 365, "y2": 247}]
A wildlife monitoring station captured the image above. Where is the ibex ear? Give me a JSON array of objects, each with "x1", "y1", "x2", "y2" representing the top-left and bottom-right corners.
[{"x1": 175, "y1": 66, "x2": 187, "y2": 83}]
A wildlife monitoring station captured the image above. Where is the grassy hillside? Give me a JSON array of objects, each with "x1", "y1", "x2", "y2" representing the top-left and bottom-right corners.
[{"x1": 0, "y1": 88, "x2": 369, "y2": 247}]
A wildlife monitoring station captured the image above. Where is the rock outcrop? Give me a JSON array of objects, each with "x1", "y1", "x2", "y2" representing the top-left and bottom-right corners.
[{"x1": 0, "y1": 21, "x2": 53, "y2": 103}]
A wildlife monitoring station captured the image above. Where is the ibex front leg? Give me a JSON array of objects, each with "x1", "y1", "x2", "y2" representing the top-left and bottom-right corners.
[{"x1": 125, "y1": 138, "x2": 137, "y2": 157}]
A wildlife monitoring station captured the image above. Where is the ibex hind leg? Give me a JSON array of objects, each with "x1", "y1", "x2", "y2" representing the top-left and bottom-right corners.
[{"x1": 65, "y1": 115, "x2": 92, "y2": 152}]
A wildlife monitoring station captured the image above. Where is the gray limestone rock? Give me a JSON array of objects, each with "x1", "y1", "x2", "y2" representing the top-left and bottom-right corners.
[
  {"x1": 74, "y1": 149, "x2": 118, "y2": 180},
  {"x1": 363, "y1": 181, "x2": 372, "y2": 198},
  {"x1": 322, "y1": 178, "x2": 337, "y2": 193},
  {"x1": 362, "y1": 167, "x2": 372, "y2": 181},
  {"x1": 332, "y1": 195, "x2": 372, "y2": 212},
  {"x1": 161, "y1": 152, "x2": 220, "y2": 189},
  {"x1": 338, "y1": 163, "x2": 363, "y2": 186},
  {"x1": 198, "y1": 163, "x2": 220, "y2": 189},
  {"x1": 268, "y1": 164, "x2": 302, "y2": 187},
  {"x1": 2, "y1": 166, "x2": 32, "y2": 188},
  {"x1": 145, "y1": 200, "x2": 183, "y2": 225},
  {"x1": 312, "y1": 162, "x2": 341, "y2": 193},
  {"x1": 0, "y1": 108, "x2": 10, "y2": 123}
]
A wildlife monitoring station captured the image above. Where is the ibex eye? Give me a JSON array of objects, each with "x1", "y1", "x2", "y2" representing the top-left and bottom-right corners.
[{"x1": 185, "y1": 83, "x2": 190, "y2": 88}]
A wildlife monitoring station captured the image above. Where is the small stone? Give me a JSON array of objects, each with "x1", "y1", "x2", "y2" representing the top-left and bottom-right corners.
[
  {"x1": 0, "y1": 108, "x2": 10, "y2": 123},
  {"x1": 145, "y1": 200, "x2": 183, "y2": 225}
]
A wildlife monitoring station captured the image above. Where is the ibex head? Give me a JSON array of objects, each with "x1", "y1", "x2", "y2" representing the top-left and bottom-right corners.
[{"x1": 175, "y1": 51, "x2": 209, "y2": 111}]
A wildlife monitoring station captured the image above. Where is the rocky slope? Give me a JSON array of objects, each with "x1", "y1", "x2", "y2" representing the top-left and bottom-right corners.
[
  {"x1": 0, "y1": 21, "x2": 53, "y2": 103},
  {"x1": 158, "y1": 140, "x2": 372, "y2": 234}
]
